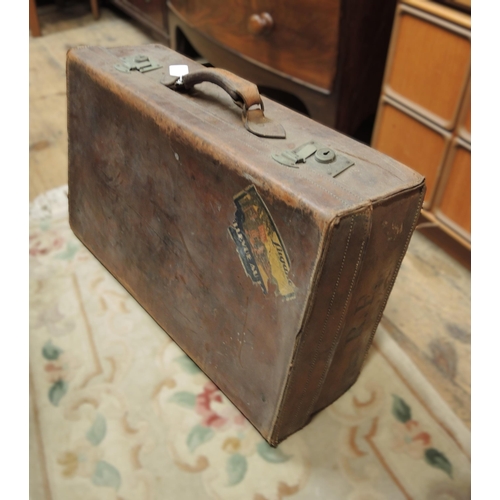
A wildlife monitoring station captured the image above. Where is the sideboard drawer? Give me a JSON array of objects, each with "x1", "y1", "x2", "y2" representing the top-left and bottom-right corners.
[{"x1": 168, "y1": 0, "x2": 340, "y2": 90}]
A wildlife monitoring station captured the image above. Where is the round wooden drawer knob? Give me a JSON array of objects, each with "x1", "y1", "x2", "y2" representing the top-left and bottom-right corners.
[{"x1": 248, "y1": 12, "x2": 274, "y2": 36}]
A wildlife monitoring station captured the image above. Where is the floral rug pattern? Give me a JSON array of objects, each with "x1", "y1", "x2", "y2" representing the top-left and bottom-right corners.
[{"x1": 30, "y1": 186, "x2": 471, "y2": 500}]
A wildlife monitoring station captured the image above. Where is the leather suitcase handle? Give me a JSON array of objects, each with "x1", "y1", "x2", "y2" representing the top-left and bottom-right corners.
[
  {"x1": 179, "y1": 68, "x2": 262, "y2": 110},
  {"x1": 161, "y1": 68, "x2": 286, "y2": 139}
]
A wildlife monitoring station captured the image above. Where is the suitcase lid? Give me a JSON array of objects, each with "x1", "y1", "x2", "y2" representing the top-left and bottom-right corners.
[{"x1": 68, "y1": 44, "x2": 424, "y2": 225}]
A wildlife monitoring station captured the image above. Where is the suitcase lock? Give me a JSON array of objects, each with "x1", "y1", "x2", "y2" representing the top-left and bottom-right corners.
[
  {"x1": 272, "y1": 141, "x2": 354, "y2": 177},
  {"x1": 114, "y1": 55, "x2": 162, "y2": 73}
]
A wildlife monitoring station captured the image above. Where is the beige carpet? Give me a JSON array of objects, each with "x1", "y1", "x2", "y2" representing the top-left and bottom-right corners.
[{"x1": 30, "y1": 186, "x2": 470, "y2": 500}]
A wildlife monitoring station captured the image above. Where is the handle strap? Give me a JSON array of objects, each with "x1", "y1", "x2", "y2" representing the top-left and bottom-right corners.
[{"x1": 161, "y1": 68, "x2": 286, "y2": 139}]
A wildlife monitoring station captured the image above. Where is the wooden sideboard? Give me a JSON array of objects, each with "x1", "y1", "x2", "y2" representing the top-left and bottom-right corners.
[
  {"x1": 371, "y1": 0, "x2": 471, "y2": 253},
  {"x1": 107, "y1": 0, "x2": 169, "y2": 42},
  {"x1": 164, "y1": 0, "x2": 399, "y2": 142},
  {"x1": 105, "y1": 0, "x2": 402, "y2": 142}
]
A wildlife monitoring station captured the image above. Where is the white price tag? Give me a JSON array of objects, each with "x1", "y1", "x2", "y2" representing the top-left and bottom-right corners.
[{"x1": 169, "y1": 64, "x2": 189, "y2": 83}]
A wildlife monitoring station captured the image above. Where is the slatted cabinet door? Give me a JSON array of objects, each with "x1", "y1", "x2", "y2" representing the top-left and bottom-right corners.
[
  {"x1": 373, "y1": 99, "x2": 451, "y2": 209},
  {"x1": 384, "y1": 5, "x2": 470, "y2": 129},
  {"x1": 371, "y1": 0, "x2": 471, "y2": 250},
  {"x1": 435, "y1": 139, "x2": 471, "y2": 241}
]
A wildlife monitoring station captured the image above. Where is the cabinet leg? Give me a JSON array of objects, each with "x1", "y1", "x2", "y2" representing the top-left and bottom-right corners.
[
  {"x1": 90, "y1": 0, "x2": 99, "y2": 20},
  {"x1": 168, "y1": 18, "x2": 178, "y2": 51},
  {"x1": 29, "y1": 0, "x2": 41, "y2": 37}
]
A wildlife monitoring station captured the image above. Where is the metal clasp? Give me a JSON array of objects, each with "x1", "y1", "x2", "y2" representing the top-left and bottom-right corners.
[
  {"x1": 271, "y1": 142, "x2": 318, "y2": 168},
  {"x1": 272, "y1": 141, "x2": 354, "y2": 177},
  {"x1": 114, "y1": 54, "x2": 162, "y2": 73}
]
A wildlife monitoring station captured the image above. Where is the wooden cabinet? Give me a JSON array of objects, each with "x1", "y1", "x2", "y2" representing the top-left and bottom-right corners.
[
  {"x1": 108, "y1": 0, "x2": 169, "y2": 41},
  {"x1": 168, "y1": 0, "x2": 341, "y2": 91},
  {"x1": 372, "y1": 0, "x2": 471, "y2": 250},
  {"x1": 385, "y1": 8, "x2": 470, "y2": 128},
  {"x1": 435, "y1": 139, "x2": 471, "y2": 239},
  {"x1": 166, "y1": 0, "x2": 399, "y2": 141},
  {"x1": 375, "y1": 101, "x2": 451, "y2": 208}
]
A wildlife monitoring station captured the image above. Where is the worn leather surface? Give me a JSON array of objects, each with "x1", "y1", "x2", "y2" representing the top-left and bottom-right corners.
[
  {"x1": 273, "y1": 189, "x2": 425, "y2": 443},
  {"x1": 67, "y1": 45, "x2": 425, "y2": 445}
]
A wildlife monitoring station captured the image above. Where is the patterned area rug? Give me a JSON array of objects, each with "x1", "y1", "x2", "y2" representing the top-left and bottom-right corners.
[{"x1": 30, "y1": 186, "x2": 471, "y2": 500}]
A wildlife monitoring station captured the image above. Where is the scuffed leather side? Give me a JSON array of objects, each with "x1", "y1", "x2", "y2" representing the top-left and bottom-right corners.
[
  {"x1": 270, "y1": 205, "x2": 372, "y2": 445},
  {"x1": 312, "y1": 183, "x2": 426, "y2": 413}
]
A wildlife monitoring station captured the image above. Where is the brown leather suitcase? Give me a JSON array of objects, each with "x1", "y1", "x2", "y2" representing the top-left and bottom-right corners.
[{"x1": 67, "y1": 44, "x2": 425, "y2": 446}]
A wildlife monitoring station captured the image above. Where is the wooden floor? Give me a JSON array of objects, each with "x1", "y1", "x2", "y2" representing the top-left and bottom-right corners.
[
  {"x1": 29, "y1": 3, "x2": 156, "y2": 201},
  {"x1": 29, "y1": 5, "x2": 471, "y2": 428}
]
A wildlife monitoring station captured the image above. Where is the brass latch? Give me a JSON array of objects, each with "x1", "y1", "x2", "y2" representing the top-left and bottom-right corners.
[
  {"x1": 272, "y1": 141, "x2": 354, "y2": 177},
  {"x1": 114, "y1": 54, "x2": 162, "y2": 73}
]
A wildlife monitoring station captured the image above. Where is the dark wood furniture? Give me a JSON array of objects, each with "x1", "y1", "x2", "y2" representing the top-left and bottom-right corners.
[
  {"x1": 165, "y1": 0, "x2": 399, "y2": 141},
  {"x1": 29, "y1": 0, "x2": 100, "y2": 37},
  {"x1": 30, "y1": 0, "x2": 42, "y2": 37},
  {"x1": 107, "y1": 0, "x2": 169, "y2": 42},
  {"x1": 91, "y1": 0, "x2": 99, "y2": 19},
  {"x1": 371, "y1": 0, "x2": 471, "y2": 253}
]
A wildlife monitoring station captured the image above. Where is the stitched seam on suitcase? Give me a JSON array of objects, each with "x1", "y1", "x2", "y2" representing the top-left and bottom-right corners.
[
  {"x1": 304, "y1": 211, "x2": 371, "y2": 419},
  {"x1": 298, "y1": 168, "x2": 365, "y2": 206},
  {"x1": 271, "y1": 211, "x2": 369, "y2": 442},
  {"x1": 268, "y1": 219, "x2": 341, "y2": 443},
  {"x1": 267, "y1": 218, "x2": 337, "y2": 442},
  {"x1": 360, "y1": 185, "x2": 425, "y2": 364},
  {"x1": 316, "y1": 185, "x2": 426, "y2": 407},
  {"x1": 293, "y1": 170, "x2": 361, "y2": 210},
  {"x1": 286, "y1": 215, "x2": 356, "y2": 424}
]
